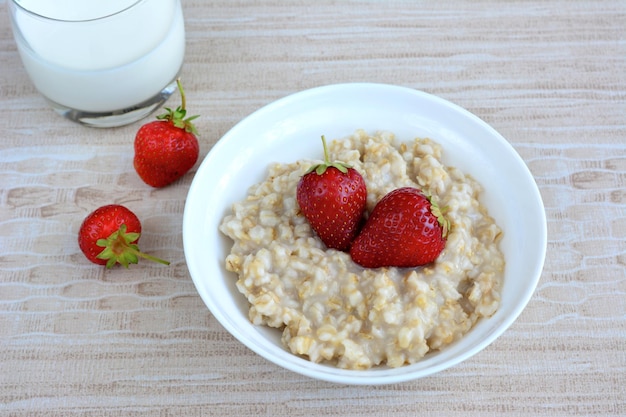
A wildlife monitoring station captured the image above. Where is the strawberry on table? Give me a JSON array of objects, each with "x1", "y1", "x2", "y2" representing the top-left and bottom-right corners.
[
  {"x1": 134, "y1": 79, "x2": 199, "y2": 188},
  {"x1": 296, "y1": 135, "x2": 367, "y2": 251},
  {"x1": 349, "y1": 187, "x2": 449, "y2": 268},
  {"x1": 78, "y1": 204, "x2": 169, "y2": 268}
]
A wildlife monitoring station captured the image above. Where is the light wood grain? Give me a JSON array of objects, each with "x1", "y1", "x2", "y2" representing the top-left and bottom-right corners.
[{"x1": 1, "y1": 0, "x2": 625, "y2": 416}]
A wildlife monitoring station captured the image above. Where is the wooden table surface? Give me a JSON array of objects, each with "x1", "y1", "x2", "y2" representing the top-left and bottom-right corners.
[{"x1": 1, "y1": 1, "x2": 624, "y2": 415}]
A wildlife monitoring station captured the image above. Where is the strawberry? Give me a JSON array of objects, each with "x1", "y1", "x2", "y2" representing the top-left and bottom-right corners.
[
  {"x1": 296, "y1": 135, "x2": 367, "y2": 251},
  {"x1": 134, "y1": 79, "x2": 199, "y2": 188},
  {"x1": 349, "y1": 187, "x2": 449, "y2": 268},
  {"x1": 78, "y1": 204, "x2": 169, "y2": 268}
]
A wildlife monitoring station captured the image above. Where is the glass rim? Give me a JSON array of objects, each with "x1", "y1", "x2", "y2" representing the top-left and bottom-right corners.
[{"x1": 11, "y1": 0, "x2": 147, "y2": 23}]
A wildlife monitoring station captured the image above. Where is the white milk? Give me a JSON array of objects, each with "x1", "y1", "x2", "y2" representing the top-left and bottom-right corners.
[{"x1": 12, "y1": 0, "x2": 185, "y2": 112}]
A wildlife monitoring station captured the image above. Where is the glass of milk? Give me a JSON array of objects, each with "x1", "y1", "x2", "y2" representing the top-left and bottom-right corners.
[{"x1": 8, "y1": 0, "x2": 186, "y2": 127}]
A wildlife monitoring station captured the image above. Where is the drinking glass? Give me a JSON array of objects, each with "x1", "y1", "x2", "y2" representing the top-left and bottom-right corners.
[{"x1": 8, "y1": 0, "x2": 186, "y2": 127}]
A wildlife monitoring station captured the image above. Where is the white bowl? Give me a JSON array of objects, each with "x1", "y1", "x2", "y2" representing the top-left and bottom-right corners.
[{"x1": 183, "y1": 83, "x2": 547, "y2": 385}]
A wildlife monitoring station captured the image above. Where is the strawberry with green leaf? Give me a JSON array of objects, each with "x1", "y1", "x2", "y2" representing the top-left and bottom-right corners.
[
  {"x1": 349, "y1": 187, "x2": 449, "y2": 268},
  {"x1": 78, "y1": 204, "x2": 169, "y2": 268},
  {"x1": 134, "y1": 79, "x2": 200, "y2": 188},
  {"x1": 296, "y1": 135, "x2": 367, "y2": 251}
]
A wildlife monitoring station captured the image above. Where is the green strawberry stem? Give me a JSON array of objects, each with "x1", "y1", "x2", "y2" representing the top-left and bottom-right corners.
[
  {"x1": 321, "y1": 134, "x2": 331, "y2": 165},
  {"x1": 96, "y1": 224, "x2": 170, "y2": 268},
  {"x1": 177, "y1": 79, "x2": 187, "y2": 111},
  {"x1": 307, "y1": 135, "x2": 351, "y2": 175},
  {"x1": 156, "y1": 78, "x2": 199, "y2": 135}
]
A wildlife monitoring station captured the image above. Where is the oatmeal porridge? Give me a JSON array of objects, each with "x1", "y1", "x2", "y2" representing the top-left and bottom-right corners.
[{"x1": 219, "y1": 130, "x2": 504, "y2": 370}]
